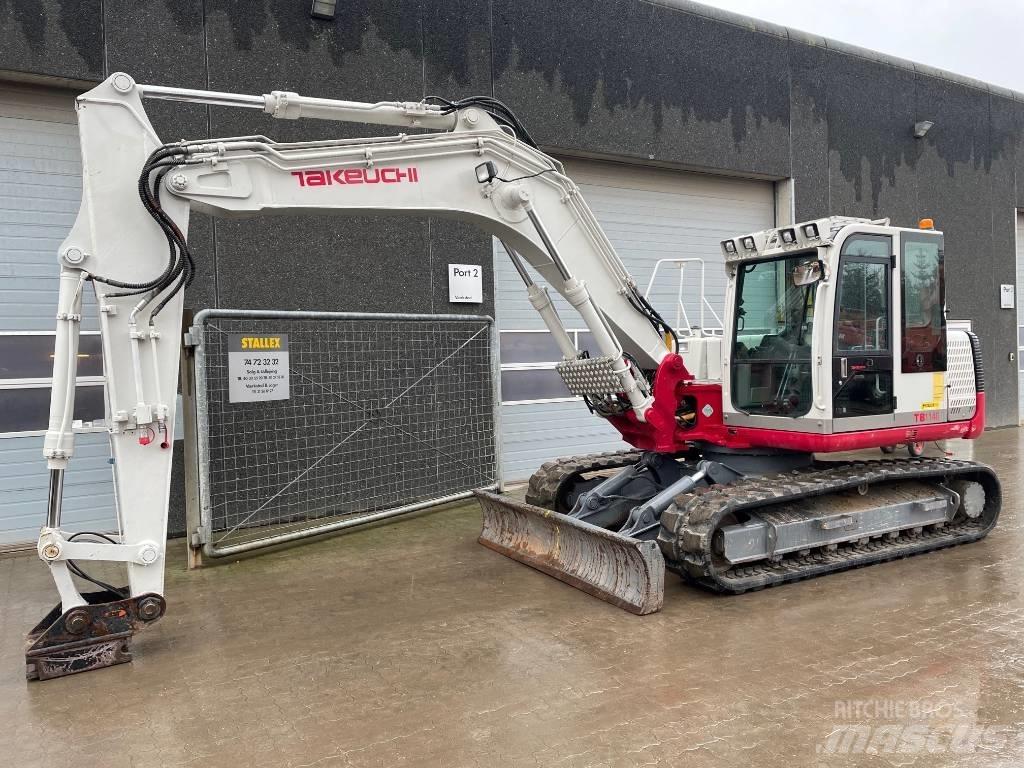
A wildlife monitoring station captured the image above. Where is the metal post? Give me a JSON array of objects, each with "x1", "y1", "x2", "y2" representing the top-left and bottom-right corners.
[
  {"x1": 192, "y1": 313, "x2": 213, "y2": 553},
  {"x1": 180, "y1": 310, "x2": 204, "y2": 569},
  {"x1": 490, "y1": 319, "x2": 505, "y2": 492}
]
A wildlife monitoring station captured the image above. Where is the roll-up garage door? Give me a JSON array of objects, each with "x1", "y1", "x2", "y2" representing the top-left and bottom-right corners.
[
  {"x1": 0, "y1": 81, "x2": 115, "y2": 548},
  {"x1": 494, "y1": 158, "x2": 775, "y2": 481}
]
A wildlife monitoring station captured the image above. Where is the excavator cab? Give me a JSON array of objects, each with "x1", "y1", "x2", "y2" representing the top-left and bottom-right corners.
[{"x1": 717, "y1": 218, "x2": 960, "y2": 445}]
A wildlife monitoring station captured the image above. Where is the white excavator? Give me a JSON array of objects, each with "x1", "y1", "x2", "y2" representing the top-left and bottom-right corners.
[{"x1": 26, "y1": 73, "x2": 998, "y2": 680}]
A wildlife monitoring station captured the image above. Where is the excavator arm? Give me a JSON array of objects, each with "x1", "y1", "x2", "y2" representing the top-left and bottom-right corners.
[{"x1": 29, "y1": 73, "x2": 676, "y2": 678}]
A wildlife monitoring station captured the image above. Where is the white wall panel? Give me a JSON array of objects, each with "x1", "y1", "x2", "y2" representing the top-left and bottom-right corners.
[{"x1": 0, "y1": 82, "x2": 116, "y2": 545}]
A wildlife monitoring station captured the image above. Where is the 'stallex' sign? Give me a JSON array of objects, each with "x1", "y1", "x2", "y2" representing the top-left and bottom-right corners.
[{"x1": 228, "y1": 334, "x2": 290, "y2": 403}]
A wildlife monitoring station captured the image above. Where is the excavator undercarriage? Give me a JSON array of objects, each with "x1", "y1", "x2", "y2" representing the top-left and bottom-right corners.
[{"x1": 478, "y1": 449, "x2": 1000, "y2": 611}]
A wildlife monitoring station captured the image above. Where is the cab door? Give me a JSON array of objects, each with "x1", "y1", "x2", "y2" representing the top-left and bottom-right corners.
[
  {"x1": 895, "y1": 230, "x2": 947, "y2": 422},
  {"x1": 832, "y1": 234, "x2": 895, "y2": 431}
]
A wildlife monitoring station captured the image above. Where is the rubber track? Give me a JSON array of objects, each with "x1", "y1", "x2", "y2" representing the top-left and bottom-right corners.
[
  {"x1": 657, "y1": 458, "x2": 1001, "y2": 593},
  {"x1": 524, "y1": 450, "x2": 644, "y2": 510}
]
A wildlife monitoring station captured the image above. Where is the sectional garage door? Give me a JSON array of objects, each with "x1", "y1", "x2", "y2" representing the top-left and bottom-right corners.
[
  {"x1": 495, "y1": 158, "x2": 775, "y2": 480},
  {"x1": 0, "y1": 82, "x2": 115, "y2": 547},
  {"x1": 1017, "y1": 213, "x2": 1024, "y2": 424}
]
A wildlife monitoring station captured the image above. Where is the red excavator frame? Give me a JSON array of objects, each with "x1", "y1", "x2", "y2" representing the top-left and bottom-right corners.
[{"x1": 609, "y1": 353, "x2": 984, "y2": 455}]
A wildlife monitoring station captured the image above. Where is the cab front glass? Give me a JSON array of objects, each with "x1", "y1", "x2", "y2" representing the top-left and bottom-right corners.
[{"x1": 731, "y1": 254, "x2": 816, "y2": 417}]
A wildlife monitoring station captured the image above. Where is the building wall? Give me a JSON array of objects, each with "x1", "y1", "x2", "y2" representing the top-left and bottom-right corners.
[{"x1": 0, "y1": 0, "x2": 1020, "y2": 431}]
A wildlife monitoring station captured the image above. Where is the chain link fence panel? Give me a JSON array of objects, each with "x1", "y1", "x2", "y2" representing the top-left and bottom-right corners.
[{"x1": 185, "y1": 310, "x2": 500, "y2": 558}]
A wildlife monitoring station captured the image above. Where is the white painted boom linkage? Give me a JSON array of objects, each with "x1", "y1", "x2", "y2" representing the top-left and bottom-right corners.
[{"x1": 40, "y1": 73, "x2": 670, "y2": 612}]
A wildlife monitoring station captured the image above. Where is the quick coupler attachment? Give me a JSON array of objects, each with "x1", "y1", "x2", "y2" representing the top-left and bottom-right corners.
[
  {"x1": 26, "y1": 590, "x2": 166, "y2": 681},
  {"x1": 475, "y1": 491, "x2": 664, "y2": 614}
]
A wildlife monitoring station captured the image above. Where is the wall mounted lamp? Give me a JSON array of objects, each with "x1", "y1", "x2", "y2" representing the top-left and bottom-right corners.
[{"x1": 311, "y1": 0, "x2": 337, "y2": 20}]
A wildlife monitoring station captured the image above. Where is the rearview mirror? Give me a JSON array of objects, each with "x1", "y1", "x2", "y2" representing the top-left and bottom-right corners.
[{"x1": 792, "y1": 260, "x2": 822, "y2": 287}]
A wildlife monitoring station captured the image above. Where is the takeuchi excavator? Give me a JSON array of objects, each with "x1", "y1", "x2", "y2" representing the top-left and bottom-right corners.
[{"x1": 26, "y1": 73, "x2": 999, "y2": 680}]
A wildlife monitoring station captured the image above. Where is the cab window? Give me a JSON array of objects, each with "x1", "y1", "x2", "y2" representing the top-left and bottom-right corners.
[
  {"x1": 836, "y1": 262, "x2": 889, "y2": 353},
  {"x1": 901, "y1": 234, "x2": 946, "y2": 372},
  {"x1": 731, "y1": 255, "x2": 815, "y2": 417}
]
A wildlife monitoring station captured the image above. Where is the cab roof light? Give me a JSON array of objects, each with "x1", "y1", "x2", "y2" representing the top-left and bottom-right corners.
[
  {"x1": 802, "y1": 222, "x2": 820, "y2": 240},
  {"x1": 722, "y1": 239, "x2": 737, "y2": 255},
  {"x1": 918, "y1": 217, "x2": 935, "y2": 230},
  {"x1": 779, "y1": 227, "x2": 796, "y2": 244},
  {"x1": 740, "y1": 236, "x2": 757, "y2": 252}
]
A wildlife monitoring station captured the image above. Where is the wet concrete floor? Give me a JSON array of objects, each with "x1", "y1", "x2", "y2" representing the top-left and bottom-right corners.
[{"x1": 3, "y1": 428, "x2": 1024, "y2": 767}]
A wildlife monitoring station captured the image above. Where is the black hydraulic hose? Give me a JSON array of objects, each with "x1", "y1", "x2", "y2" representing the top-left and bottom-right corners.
[
  {"x1": 151, "y1": 252, "x2": 192, "y2": 317},
  {"x1": 627, "y1": 289, "x2": 679, "y2": 352},
  {"x1": 89, "y1": 146, "x2": 193, "y2": 292},
  {"x1": 423, "y1": 95, "x2": 539, "y2": 148},
  {"x1": 147, "y1": 160, "x2": 197, "y2": 316},
  {"x1": 145, "y1": 163, "x2": 191, "y2": 313},
  {"x1": 91, "y1": 143, "x2": 203, "y2": 320},
  {"x1": 103, "y1": 164, "x2": 183, "y2": 297}
]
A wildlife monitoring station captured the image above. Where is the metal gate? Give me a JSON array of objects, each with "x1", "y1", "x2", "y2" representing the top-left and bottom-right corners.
[{"x1": 184, "y1": 309, "x2": 500, "y2": 560}]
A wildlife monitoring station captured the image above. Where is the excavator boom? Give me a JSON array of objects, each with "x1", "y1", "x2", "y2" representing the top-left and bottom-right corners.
[{"x1": 30, "y1": 73, "x2": 675, "y2": 678}]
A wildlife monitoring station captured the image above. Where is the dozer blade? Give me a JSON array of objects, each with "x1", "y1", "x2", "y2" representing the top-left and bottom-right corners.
[{"x1": 475, "y1": 491, "x2": 664, "y2": 615}]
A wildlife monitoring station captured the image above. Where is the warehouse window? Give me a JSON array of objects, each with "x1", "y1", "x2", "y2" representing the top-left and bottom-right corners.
[
  {"x1": 0, "y1": 332, "x2": 106, "y2": 437},
  {"x1": 900, "y1": 233, "x2": 946, "y2": 372},
  {"x1": 499, "y1": 331, "x2": 567, "y2": 365},
  {"x1": 0, "y1": 386, "x2": 105, "y2": 433},
  {"x1": 0, "y1": 334, "x2": 104, "y2": 378},
  {"x1": 499, "y1": 330, "x2": 586, "y2": 405},
  {"x1": 500, "y1": 369, "x2": 572, "y2": 402}
]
